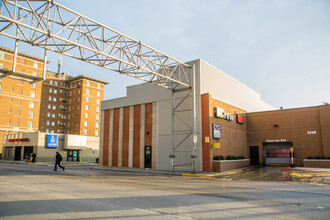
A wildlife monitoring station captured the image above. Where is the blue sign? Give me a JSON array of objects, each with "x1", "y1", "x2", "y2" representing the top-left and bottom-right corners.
[{"x1": 46, "y1": 134, "x2": 58, "y2": 148}]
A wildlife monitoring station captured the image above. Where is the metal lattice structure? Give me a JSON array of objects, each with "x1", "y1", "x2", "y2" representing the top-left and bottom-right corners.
[
  {"x1": 0, "y1": 0, "x2": 197, "y2": 172},
  {"x1": 0, "y1": 0, "x2": 191, "y2": 89}
]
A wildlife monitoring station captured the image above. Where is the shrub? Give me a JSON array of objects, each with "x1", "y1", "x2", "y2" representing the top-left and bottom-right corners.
[
  {"x1": 315, "y1": 156, "x2": 321, "y2": 159},
  {"x1": 321, "y1": 157, "x2": 326, "y2": 159},
  {"x1": 213, "y1": 155, "x2": 224, "y2": 160},
  {"x1": 307, "y1": 156, "x2": 313, "y2": 159}
]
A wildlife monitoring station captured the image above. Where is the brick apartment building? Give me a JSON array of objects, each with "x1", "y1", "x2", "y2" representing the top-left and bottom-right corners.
[{"x1": 0, "y1": 46, "x2": 108, "y2": 161}]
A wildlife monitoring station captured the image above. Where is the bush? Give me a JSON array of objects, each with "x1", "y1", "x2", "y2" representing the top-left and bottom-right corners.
[
  {"x1": 213, "y1": 155, "x2": 224, "y2": 160},
  {"x1": 315, "y1": 156, "x2": 321, "y2": 159},
  {"x1": 321, "y1": 157, "x2": 327, "y2": 159},
  {"x1": 307, "y1": 156, "x2": 313, "y2": 159}
]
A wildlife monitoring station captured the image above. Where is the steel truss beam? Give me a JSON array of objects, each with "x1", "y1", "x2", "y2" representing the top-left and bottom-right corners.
[{"x1": 0, "y1": 0, "x2": 190, "y2": 89}]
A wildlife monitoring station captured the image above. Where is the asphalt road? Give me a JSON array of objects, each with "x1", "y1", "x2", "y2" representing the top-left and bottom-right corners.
[{"x1": 0, "y1": 162, "x2": 329, "y2": 219}]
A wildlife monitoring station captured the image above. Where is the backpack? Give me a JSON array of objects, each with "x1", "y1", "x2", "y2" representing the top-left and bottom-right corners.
[{"x1": 59, "y1": 154, "x2": 62, "y2": 161}]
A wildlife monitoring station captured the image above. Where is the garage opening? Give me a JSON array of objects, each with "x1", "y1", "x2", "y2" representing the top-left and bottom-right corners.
[{"x1": 264, "y1": 142, "x2": 292, "y2": 165}]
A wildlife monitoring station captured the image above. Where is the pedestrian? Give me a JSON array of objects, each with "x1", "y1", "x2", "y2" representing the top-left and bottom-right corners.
[
  {"x1": 53, "y1": 152, "x2": 65, "y2": 171},
  {"x1": 31, "y1": 153, "x2": 36, "y2": 163}
]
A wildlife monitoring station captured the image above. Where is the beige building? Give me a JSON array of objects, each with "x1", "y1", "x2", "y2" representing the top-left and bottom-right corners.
[{"x1": 0, "y1": 47, "x2": 108, "y2": 161}]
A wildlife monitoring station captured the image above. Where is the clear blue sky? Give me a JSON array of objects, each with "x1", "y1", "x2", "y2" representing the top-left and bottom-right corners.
[{"x1": 1, "y1": 0, "x2": 329, "y2": 109}]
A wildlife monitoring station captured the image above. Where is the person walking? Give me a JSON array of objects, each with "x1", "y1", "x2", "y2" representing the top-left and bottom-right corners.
[
  {"x1": 53, "y1": 152, "x2": 65, "y2": 171},
  {"x1": 31, "y1": 153, "x2": 36, "y2": 164}
]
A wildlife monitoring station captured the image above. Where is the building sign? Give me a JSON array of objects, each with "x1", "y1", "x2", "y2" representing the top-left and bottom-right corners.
[
  {"x1": 236, "y1": 114, "x2": 244, "y2": 124},
  {"x1": 8, "y1": 138, "x2": 30, "y2": 142},
  {"x1": 213, "y1": 124, "x2": 221, "y2": 139},
  {"x1": 213, "y1": 143, "x2": 220, "y2": 149},
  {"x1": 307, "y1": 131, "x2": 317, "y2": 135},
  {"x1": 266, "y1": 139, "x2": 287, "y2": 143},
  {"x1": 205, "y1": 137, "x2": 210, "y2": 143},
  {"x1": 46, "y1": 134, "x2": 58, "y2": 148},
  {"x1": 215, "y1": 107, "x2": 234, "y2": 121}
]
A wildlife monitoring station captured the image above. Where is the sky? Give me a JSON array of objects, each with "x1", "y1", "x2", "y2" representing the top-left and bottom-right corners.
[{"x1": 1, "y1": 0, "x2": 329, "y2": 109}]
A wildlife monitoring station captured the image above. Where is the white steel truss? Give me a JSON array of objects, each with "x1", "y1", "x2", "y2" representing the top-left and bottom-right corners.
[
  {"x1": 0, "y1": 0, "x2": 197, "y2": 173},
  {"x1": 0, "y1": 0, "x2": 190, "y2": 89}
]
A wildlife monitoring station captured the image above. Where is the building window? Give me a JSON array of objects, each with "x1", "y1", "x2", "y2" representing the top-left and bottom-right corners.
[
  {"x1": 95, "y1": 130, "x2": 99, "y2": 136},
  {"x1": 96, "y1": 114, "x2": 99, "y2": 120},
  {"x1": 87, "y1": 81, "x2": 90, "y2": 86},
  {"x1": 28, "y1": 121, "x2": 33, "y2": 129},
  {"x1": 86, "y1": 97, "x2": 89, "y2": 102},
  {"x1": 77, "y1": 106, "x2": 79, "y2": 110},
  {"x1": 47, "y1": 120, "x2": 50, "y2": 126},
  {"x1": 97, "y1": 99, "x2": 100, "y2": 105},
  {"x1": 8, "y1": 108, "x2": 12, "y2": 114},
  {"x1": 53, "y1": 97, "x2": 56, "y2": 102},
  {"x1": 84, "y1": 129, "x2": 88, "y2": 135},
  {"x1": 54, "y1": 81, "x2": 58, "y2": 86},
  {"x1": 0, "y1": 63, "x2": 3, "y2": 69},
  {"x1": 28, "y1": 111, "x2": 34, "y2": 118},
  {"x1": 85, "y1": 113, "x2": 88, "y2": 119},
  {"x1": 96, "y1": 107, "x2": 99, "y2": 112},
  {"x1": 95, "y1": 122, "x2": 99, "y2": 128},
  {"x1": 52, "y1": 105, "x2": 56, "y2": 110},
  {"x1": 85, "y1": 105, "x2": 89, "y2": 110},
  {"x1": 54, "y1": 89, "x2": 57, "y2": 94},
  {"x1": 48, "y1": 104, "x2": 51, "y2": 109},
  {"x1": 30, "y1": 91, "x2": 36, "y2": 98},
  {"x1": 47, "y1": 112, "x2": 50, "y2": 117},
  {"x1": 49, "y1": 96, "x2": 52, "y2": 101},
  {"x1": 52, "y1": 113, "x2": 55, "y2": 118},
  {"x1": 49, "y1": 88, "x2": 52, "y2": 93},
  {"x1": 97, "y1": 83, "x2": 101, "y2": 89},
  {"x1": 31, "y1": 83, "x2": 36, "y2": 88},
  {"x1": 15, "y1": 109, "x2": 20, "y2": 116},
  {"x1": 86, "y1": 89, "x2": 89, "y2": 94},
  {"x1": 16, "y1": 99, "x2": 22, "y2": 106},
  {"x1": 97, "y1": 91, "x2": 100, "y2": 97},
  {"x1": 84, "y1": 121, "x2": 88, "y2": 127},
  {"x1": 0, "y1": 52, "x2": 4, "y2": 60},
  {"x1": 29, "y1": 101, "x2": 35, "y2": 108},
  {"x1": 50, "y1": 80, "x2": 53, "y2": 85},
  {"x1": 32, "y1": 71, "x2": 37, "y2": 77},
  {"x1": 33, "y1": 61, "x2": 38, "y2": 68},
  {"x1": 51, "y1": 122, "x2": 55, "y2": 126},
  {"x1": 50, "y1": 130, "x2": 54, "y2": 133}
]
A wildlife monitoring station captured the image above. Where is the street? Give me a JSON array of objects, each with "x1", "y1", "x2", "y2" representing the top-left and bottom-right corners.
[{"x1": 0, "y1": 162, "x2": 329, "y2": 219}]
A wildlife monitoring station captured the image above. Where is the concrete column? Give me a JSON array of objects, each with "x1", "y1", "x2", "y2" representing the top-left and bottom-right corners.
[
  {"x1": 99, "y1": 110, "x2": 105, "y2": 166},
  {"x1": 152, "y1": 102, "x2": 158, "y2": 169}
]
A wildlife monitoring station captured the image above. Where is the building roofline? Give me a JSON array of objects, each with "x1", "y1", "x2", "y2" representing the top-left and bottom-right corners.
[
  {"x1": 0, "y1": 46, "x2": 51, "y2": 63},
  {"x1": 67, "y1": 75, "x2": 109, "y2": 85}
]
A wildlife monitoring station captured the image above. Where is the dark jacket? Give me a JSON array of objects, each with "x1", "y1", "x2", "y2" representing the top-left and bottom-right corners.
[{"x1": 55, "y1": 153, "x2": 62, "y2": 163}]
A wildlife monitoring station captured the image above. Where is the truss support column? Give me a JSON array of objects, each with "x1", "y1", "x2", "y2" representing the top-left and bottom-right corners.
[
  {"x1": 42, "y1": 48, "x2": 48, "y2": 80},
  {"x1": 12, "y1": 7, "x2": 21, "y2": 73},
  {"x1": 191, "y1": 64, "x2": 197, "y2": 174},
  {"x1": 169, "y1": 88, "x2": 175, "y2": 172}
]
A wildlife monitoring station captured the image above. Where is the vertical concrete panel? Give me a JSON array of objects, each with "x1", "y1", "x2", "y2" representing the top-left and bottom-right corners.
[
  {"x1": 102, "y1": 110, "x2": 110, "y2": 166},
  {"x1": 122, "y1": 106, "x2": 130, "y2": 167},
  {"x1": 118, "y1": 107, "x2": 123, "y2": 167},
  {"x1": 152, "y1": 102, "x2": 158, "y2": 169},
  {"x1": 133, "y1": 105, "x2": 141, "y2": 168},
  {"x1": 99, "y1": 110, "x2": 105, "y2": 166},
  {"x1": 129, "y1": 106, "x2": 134, "y2": 167},
  {"x1": 140, "y1": 104, "x2": 145, "y2": 168},
  {"x1": 112, "y1": 108, "x2": 119, "y2": 166},
  {"x1": 201, "y1": 94, "x2": 210, "y2": 172},
  {"x1": 109, "y1": 109, "x2": 114, "y2": 166}
]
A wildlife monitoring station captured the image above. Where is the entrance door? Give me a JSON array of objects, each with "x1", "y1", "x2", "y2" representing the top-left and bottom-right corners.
[
  {"x1": 4, "y1": 147, "x2": 13, "y2": 160},
  {"x1": 264, "y1": 142, "x2": 292, "y2": 165},
  {"x1": 14, "y1": 146, "x2": 22, "y2": 161},
  {"x1": 249, "y1": 146, "x2": 259, "y2": 166},
  {"x1": 67, "y1": 150, "x2": 79, "y2": 162},
  {"x1": 144, "y1": 146, "x2": 152, "y2": 168},
  {"x1": 23, "y1": 146, "x2": 34, "y2": 161}
]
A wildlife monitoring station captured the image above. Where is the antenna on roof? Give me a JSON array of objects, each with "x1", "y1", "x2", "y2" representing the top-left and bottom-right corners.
[{"x1": 57, "y1": 55, "x2": 62, "y2": 75}]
